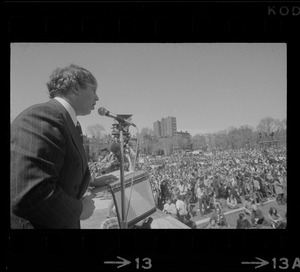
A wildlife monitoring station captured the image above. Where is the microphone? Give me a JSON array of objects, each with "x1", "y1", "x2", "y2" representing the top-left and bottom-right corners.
[{"x1": 98, "y1": 107, "x2": 136, "y2": 127}]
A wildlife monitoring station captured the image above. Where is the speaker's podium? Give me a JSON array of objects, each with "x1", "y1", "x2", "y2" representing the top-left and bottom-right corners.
[{"x1": 81, "y1": 170, "x2": 190, "y2": 229}]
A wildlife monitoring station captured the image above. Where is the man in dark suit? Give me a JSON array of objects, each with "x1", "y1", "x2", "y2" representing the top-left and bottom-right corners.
[{"x1": 11, "y1": 64, "x2": 117, "y2": 229}]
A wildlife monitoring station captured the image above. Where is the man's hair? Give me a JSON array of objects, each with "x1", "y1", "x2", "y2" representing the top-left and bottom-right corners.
[{"x1": 46, "y1": 64, "x2": 97, "y2": 98}]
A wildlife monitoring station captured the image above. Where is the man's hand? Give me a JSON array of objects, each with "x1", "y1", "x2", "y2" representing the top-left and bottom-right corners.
[
  {"x1": 91, "y1": 174, "x2": 119, "y2": 187},
  {"x1": 80, "y1": 195, "x2": 95, "y2": 220}
]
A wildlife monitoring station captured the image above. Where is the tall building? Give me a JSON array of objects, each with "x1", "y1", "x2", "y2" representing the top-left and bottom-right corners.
[
  {"x1": 162, "y1": 117, "x2": 177, "y2": 137},
  {"x1": 153, "y1": 120, "x2": 162, "y2": 138},
  {"x1": 153, "y1": 116, "x2": 177, "y2": 138}
]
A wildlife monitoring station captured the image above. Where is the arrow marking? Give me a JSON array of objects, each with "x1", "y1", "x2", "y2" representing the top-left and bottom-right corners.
[
  {"x1": 242, "y1": 257, "x2": 269, "y2": 269},
  {"x1": 104, "y1": 256, "x2": 131, "y2": 269}
]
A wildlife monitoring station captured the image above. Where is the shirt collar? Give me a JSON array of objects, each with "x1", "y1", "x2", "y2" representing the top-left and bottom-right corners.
[{"x1": 54, "y1": 97, "x2": 77, "y2": 126}]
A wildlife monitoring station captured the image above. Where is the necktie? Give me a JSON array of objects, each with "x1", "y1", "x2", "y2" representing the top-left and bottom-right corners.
[{"x1": 76, "y1": 121, "x2": 83, "y2": 142}]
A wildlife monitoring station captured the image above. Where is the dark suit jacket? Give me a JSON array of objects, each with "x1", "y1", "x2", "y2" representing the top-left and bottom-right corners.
[{"x1": 11, "y1": 99, "x2": 90, "y2": 229}]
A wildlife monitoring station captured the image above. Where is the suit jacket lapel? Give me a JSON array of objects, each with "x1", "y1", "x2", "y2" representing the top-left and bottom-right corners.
[{"x1": 48, "y1": 99, "x2": 87, "y2": 172}]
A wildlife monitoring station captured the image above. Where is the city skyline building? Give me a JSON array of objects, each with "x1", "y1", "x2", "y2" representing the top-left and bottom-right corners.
[
  {"x1": 153, "y1": 120, "x2": 162, "y2": 138},
  {"x1": 153, "y1": 116, "x2": 177, "y2": 138}
]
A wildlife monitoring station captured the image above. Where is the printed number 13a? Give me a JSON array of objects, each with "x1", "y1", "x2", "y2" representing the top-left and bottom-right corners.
[{"x1": 135, "y1": 258, "x2": 152, "y2": 269}]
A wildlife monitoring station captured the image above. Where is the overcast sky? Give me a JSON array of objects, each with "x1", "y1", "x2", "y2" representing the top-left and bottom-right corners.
[{"x1": 10, "y1": 43, "x2": 286, "y2": 136}]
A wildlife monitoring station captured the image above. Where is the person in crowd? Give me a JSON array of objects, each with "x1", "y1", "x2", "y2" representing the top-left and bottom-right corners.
[
  {"x1": 160, "y1": 180, "x2": 170, "y2": 205},
  {"x1": 252, "y1": 175, "x2": 265, "y2": 205},
  {"x1": 273, "y1": 177, "x2": 285, "y2": 205},
  {"x1": 236, "y1": 174, "x2": 244, "y2": 197},
  {"x1": 211, "y1": 193, "x2": 223, "y2": 211},
  {"x1": 189, "y1": 178, "x2": 198, "y2": 203},
  {"x1": 260, "y1": 178, "x2": 272, "y2": 198},
  {"x1": 178, "y1": 180, "x2": 189, "y2": 205},
  {"x1": 226, "y1": 194, "x2": 238, "y2": 209},
  {"x1": 196, "y1": 185, "x2": 205, "y2": 217},
  {"x1": 163, "y1": 198, "x2": 177, "y2": 218},
  {"x1": 203, "y1": 175, "x2": 209, "y2": 187},
  {"x1": 229, "y1": 184, "x2": 242, "y2": 204},
  {"x1": 251, "y1": 204, "x2": 267, "y2": 227},
  {"x1": 187, "y1": 180, "x2": 198, "y2": 216},
  {"x1": 153, "y1": 188, "x2": 160, "y2": 208},
  {"x1": 182, "y1": 205, "x2": 197, "y2": 229},
  {"x1": 244, "y1": 179, "x2": 252, "y2": 198},
  {"x1": 241, "y1": 175, "x2": 248, "y2": 197},
  {"x1": 170, "y1": 182, "x2": 178, "y2": 196},
  {"x1": 205, "y1": 216, "x2": 220, "y2": 229},
  {"x1": 209, "y1": 206, "x2": 228, "y2": 228},
  {"x1": 268, "y1": 207, "x2": 283, "y2": 228},
  {"x1": 257, "y1": 174, "x2": 269, "y2": 199},
  {"x1": 244, "y1": 195, "x2": 253, "y2": 216},
  {"x1": 175, "y1": 195, "x2": 188, "y2": 223},
  {"x1": 276, "y1": 212, "x2": 287, "y2": 229},
  {"x1": 202, "y1": 187, "x2": 212, "y2": 214},
  {"x1": 218, "y1": 182, "x2": 228, "y2": 199},
  {"x1": 225, "y1": 182, "x2": 232, "y2": 197},
  {"x1": 211, "y1": 175, "x2": 220, "y2": 198},
  {"x1": 11, "y1": 64, "x2": 118, "y2": 229},
  {"x1": 215, "y1": 207, "x2": 228, "y2": 228},
  {"x1": 236, "y1": 213, "x2": 252, "y2": 229},
  {"x1": 265, "y1": 172, "x2": 276, "y2": 196}
]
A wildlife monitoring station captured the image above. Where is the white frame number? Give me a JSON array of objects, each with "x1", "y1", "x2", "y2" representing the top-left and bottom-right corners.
[
  {"x1": 135, "y1": 258, "x2": 152, "y2": 270},
  {"x1": 272, "y1": 257, "x2": 300, "y2": 270}
]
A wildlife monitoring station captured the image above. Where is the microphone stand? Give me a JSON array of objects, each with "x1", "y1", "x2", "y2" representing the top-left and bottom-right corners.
[
  {"x1": 114, "y1": 121, "x2": 128, "y2": 229},
  {"x1": 111, "y1": 114, "x2": 133, "y2": 229},
  {"x1": 119, "y1": 126, "x2": 127, "y2": 229}
]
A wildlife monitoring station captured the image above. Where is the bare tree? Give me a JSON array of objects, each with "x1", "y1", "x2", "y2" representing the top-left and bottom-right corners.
[
  {"x1": 257, "y1": 117, "x2": 275, "y2": 134},
  {"x1": 139, "y1": 127, "x2": 154, "y2": 154},
  {"x1": 239, "y1": 125, "x2": 254, "y2": 148},
  {"x1": 191, "y1": 134, "x2": 207, "y2": 150},
  {"x1": 256, "y1": 117, "x2": 282, "y2": 140},
  {"x1": 276, "y1": 118, "x2": 287, "y2": 145}
]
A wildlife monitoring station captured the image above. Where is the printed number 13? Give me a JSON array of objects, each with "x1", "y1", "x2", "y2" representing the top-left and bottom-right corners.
[
  {"x1": 273, "y1": 258, "x2": 289, "y2": 269},
  {"x1": 135, "y1": 258, "x2": 152, "y2": 269}
]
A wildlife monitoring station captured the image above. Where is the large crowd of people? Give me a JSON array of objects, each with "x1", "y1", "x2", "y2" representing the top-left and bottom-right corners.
[
  {"x1": 146, "y1": 147, "x2": 286, "y2": 228},
  {"x1": 88, "y1": 145, "x2": 287, "y2": 229}
]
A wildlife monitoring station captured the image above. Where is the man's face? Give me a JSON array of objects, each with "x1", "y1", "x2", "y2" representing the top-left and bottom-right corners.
[{"x1": 76, "y1": 84, "x2": 99, "y2": 116}]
